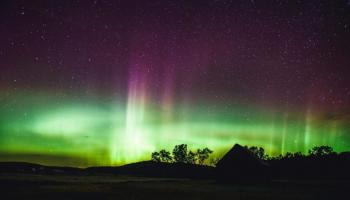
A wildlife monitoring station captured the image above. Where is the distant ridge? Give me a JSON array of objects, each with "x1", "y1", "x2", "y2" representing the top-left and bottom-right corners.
[
  {"x1": 0, "y1": 162, "x2": 82, "y2": 174},
  {"x1": 0, "y1": 161, "x2": 214, "y2": 179}
]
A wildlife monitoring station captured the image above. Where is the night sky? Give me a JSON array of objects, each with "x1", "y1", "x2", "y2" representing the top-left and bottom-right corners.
[{"x1": 0, "y1": 0, "x2": 350, "y2": 167}]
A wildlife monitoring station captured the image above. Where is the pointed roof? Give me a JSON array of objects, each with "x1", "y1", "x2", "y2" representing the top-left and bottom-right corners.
[
  {"x1": 216, "y1": 144, "x2": 270, "y2": 182},
  {"x1": 217, "y1": 144, "x2": 267, "y2": 168}
]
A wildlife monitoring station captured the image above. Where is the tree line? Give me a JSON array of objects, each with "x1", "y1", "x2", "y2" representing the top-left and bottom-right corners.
[
  {"x1": 246, "y1": 145, "x2": 338, "y2": 161},
  {"x1": 151, "y1": 144, "x2": 213, "y2": 165},
  {"x1": 151, "y1": 144, "x2": 343, "y2": 166}
]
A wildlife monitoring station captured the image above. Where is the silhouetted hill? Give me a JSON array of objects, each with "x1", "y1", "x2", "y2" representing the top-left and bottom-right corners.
[
  {"x1": 0, "y1": 162, "x2": 82, "y2": 175},
  {"x1": 86, "y1": 161, "x2": 214, "y2": 178},
  {"x1": 0, "y1": 161, "x2": 214, "y2": 179}
]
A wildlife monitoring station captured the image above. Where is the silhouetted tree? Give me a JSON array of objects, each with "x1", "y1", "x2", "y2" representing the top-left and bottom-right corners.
[
  {"x1": 159, "y1": 149, "x2": 173, "y2": 162},
  {"x1": 173, "y1": 144, "x2": 188, "y2": 163},
  {"x1": 209, "y1": 157, "x2": 219, "y2": 167},
  {"x1": 293, "y1": 152, "x2": 304, "y2": 158},
  {"x1": 151, "y1": 151, "x2": 161, "y2": 162},
  {"x1": 284, "y1": 152, "x2": 304, "y2": 159},
  {"x1": 308, "y1": 146, "x2": 335, "y2": 157},
  {"x1": 152, "y1": 144, "x2": 214, "y2": 165},
  {"x1": 197, "y1": 147, "x2": 213, "y2": 165},
  {"x1": 248, "y1": 146, "x2": 266, "y2": 160},
  {"x1": 186, "y1": 150, "x2": 198, "y2": 164}
]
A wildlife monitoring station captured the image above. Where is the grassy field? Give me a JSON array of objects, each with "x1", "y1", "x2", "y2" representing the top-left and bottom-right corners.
[{"x1": 0, "y1": 173, "x2": 349, "y2": 199}]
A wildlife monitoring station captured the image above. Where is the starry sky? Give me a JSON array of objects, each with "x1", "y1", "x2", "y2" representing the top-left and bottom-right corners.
[{"x1": 0, "y1": 0, "x2": 350, "y2": 167}]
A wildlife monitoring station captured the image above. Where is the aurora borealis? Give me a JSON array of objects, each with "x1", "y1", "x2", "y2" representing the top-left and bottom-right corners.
[{"x1": 0, "y1": 0, "x2": 350, "y2": 167}]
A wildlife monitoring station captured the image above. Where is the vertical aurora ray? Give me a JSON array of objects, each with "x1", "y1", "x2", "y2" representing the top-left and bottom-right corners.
[
  {"x1": 280, "y1": 112, "x2": 288, "y2": 155},
  {"x1": 110, "y1": 47, "x2": 156, "y2": 164},
  {"x1": 304, "y1": 109, "x2": 312, "y2": 150},
  {"x1": 122, "y1": 71, "x2": 154, "y2": 162}
]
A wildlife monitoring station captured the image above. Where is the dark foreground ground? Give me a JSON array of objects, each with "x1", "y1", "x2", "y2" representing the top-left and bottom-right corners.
[{"x1": 0, "y1": 173, "x2": 349, "y2": 200}]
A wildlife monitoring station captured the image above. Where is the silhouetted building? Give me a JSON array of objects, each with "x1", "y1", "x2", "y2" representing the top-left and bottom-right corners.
[{"x1": 216, "y1": 144, "x2": 271, "y2": 183}]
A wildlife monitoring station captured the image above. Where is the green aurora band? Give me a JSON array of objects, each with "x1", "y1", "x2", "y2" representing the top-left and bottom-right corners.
[{"x1": 0, "y1": 91, "x2": 349, "y2": 167}]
